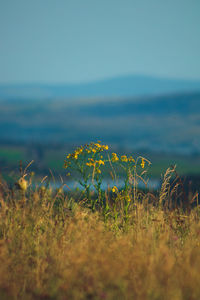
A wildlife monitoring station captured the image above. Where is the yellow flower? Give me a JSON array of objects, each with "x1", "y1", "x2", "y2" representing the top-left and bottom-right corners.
[
  {"x1": 98, "y1": 160, "x2": 104, "y2": 165},
  {"x1": 112, "y1": 186, "x2": 118, "y2": 193},
  {"x1": 96, "y1": 169, "x2": 101, "y2": 174},
  {"x1": 128, "y1": 156, "x2": 135, "y2": 163},
  {"x1": 95, "y1": 143, "x2": 101, "y2": 148},
  {"x1": 92, "y1": 148, "x2": 96, "y2": 153},
  {"x1": 111, "y1": 153, "x2": 119, "y2": 162},
  {"x1": 104, "y1": 145, "x2": 109, "y2": 150},
  {"x1": 141, "y1": 158, "x2": 145, "y2": 168},
  {"x1": 121, "y1": 155, "x2": 128, "y2": 162},
  {"x1": 86, "y1": 161, "x2": 95, "y2": 167}
]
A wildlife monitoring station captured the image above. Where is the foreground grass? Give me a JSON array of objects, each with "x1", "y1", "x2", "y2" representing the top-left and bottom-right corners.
[{"x1": 0, "y1": 176, "x2": 199, "y2": 300}]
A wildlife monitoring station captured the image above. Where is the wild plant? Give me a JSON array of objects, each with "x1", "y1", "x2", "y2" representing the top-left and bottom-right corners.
[
  {"x1": 64, "y1": 141, "x2": 108, "y2": 209},
  {"x1": 64, "y1": 141, "x2": 151, "y2": 220}
]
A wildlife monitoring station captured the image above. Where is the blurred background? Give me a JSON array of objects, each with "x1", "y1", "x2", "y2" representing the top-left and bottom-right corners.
[{"x1": 0, "y1": 0, "x2": 200, "y2": 187}]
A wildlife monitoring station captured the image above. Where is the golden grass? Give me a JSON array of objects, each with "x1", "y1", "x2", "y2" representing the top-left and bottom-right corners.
[{"x1": 0, "y1": 173, "x2": 199, "y2": 300}]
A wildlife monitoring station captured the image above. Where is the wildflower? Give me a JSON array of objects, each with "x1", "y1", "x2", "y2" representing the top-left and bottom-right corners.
[
  {"x1": 121, "y1": 155, "x2": 128, "y2": 162},
  {"x1": 98, "y1": 160, "x2": 105, "y2": 165},
  {"x1": 141, "y1": 158, "x2": 145, "y2": 168},
  {"x1": 128, "y1": 156, "x2": 135, "y2": 163},
  {"x1": 96, "y1": 169, "x2": 101, "y2": 174},
  {"x1": 112, "y1": 153, "x2": 119, "y2": 162},
  {"x1": 79, "y1": 148, "x2": 83, "y2": 153},
  {"x1": 86, "y1": 161, "x2": 95, "y2": 167},
  {"x1": 95, "y1": 143, "x2": 101, "y2": 148},
  {"x1": 74, "y1": 149, "x2": 81, "y2": 156},
  {"x1": 112, "y1": 186, "x2": 118, "y2": 193}
]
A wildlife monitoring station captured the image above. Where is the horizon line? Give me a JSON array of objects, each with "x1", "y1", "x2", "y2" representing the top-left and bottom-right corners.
[{"x1": 1, "y1": 73, "x2": 200, "y2": 86}]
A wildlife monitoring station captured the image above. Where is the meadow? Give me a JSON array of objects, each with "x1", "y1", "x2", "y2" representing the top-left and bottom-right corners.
[{"x1": 0, "y1": 142, "x2": 199, "y2": 300}]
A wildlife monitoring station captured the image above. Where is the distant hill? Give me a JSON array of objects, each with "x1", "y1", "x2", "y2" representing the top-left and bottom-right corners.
[
  {"x1": 0, "y1": 91, "x2": 200, "y2": 153},
  {"x1": 1, "y1": 75, "x2": 200, "y2": 100}
]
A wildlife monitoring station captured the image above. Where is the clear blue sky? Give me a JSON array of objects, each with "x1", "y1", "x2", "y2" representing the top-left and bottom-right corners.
[{"x1": 0, "y1": 0, "x2": 200, "y2": 83}]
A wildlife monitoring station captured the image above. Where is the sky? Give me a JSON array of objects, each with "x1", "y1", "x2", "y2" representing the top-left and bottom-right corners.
[{"x1": 0, "y1": 0, "x2": 200, "y2": 84}]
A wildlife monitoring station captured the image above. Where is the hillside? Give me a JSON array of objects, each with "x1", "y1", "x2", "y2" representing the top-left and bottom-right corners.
[{"x1": 0, "y1": 92, "x2": 200, "y2": 153}]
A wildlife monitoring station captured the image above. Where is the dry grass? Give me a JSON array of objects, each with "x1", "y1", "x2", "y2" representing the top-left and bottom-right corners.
[{"x1": 0, "y1": 173, "x2": 199, "y2": 300}]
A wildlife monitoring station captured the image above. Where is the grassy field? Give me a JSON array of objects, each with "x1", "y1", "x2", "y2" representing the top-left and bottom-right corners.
[{"x1": 0, "y1": 142, "x2": 199, "y2": 299}]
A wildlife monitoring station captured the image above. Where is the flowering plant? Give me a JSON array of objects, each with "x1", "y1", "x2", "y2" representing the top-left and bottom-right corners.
[{"x1": 64, "y1": 141, "x2": 151, "y2": 216}]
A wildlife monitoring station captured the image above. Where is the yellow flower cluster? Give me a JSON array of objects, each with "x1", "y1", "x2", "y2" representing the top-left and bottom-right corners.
[
  {"x1": 128, "y1": 156, "x2": 135, "y2": 163},
  {"x1": 86, "y1": 158, "x2": 95, "y2": 167},
  {"x1": 121, "y1": 155, "x2": 128, "y2": 162},
  {"x1": 112, "y1": 153, "x2": 135, "y2": 164},
  {"x1": 111, "y1": 153, "x2": 119, "y2": 162},
  {"x1": 86, "y1": 158, "x2": 105, "y2": 168},
  {"x1": 98, "y1": 160, "x2": 105, "y2": 165},
  {"x1": 64, "y1": 142, "x2": 109, "y2": 169},
  {"x1": 86, "y1": 142, "x2": 109, "y2": 154},
  {"x1": 66, "y1": 146, "x2": 83, "y2": 160}
]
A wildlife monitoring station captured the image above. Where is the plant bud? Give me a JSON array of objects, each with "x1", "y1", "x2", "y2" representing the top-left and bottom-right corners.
[{"x1": 17, "y1": 177, "x2": 28, "y2": 191}]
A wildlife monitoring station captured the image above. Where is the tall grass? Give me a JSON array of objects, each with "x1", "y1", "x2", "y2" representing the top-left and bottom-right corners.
[{"x1": 0, "y1": 145, "x2": 199, "y2": 299}]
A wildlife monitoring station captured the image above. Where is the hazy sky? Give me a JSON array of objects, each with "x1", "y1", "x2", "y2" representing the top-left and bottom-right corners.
[{"x1": 0, "y1": 0, "x2": 200, "y2": 83}]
